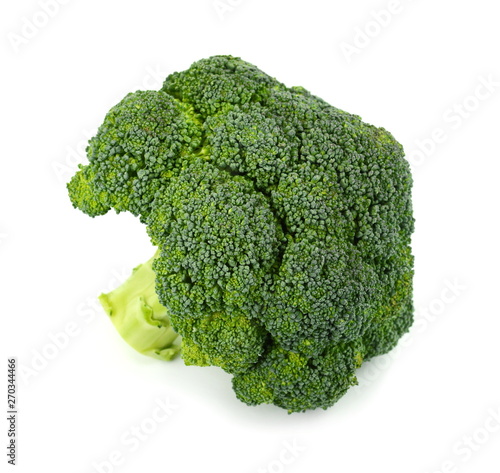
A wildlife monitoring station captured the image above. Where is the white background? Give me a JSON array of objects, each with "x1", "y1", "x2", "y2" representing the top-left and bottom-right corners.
[{"x1": 1, "y1": 0, "x2": 499, "y2": 472}]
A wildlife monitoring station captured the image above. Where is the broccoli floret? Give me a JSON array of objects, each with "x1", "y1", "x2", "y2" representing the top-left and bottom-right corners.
[
  {"x1": 232, "y1": 339, "x2": 364, "y2": 412},
  {"x1": 68, "y1": 55, "x2": 414, "y2": 413},
  {"x1": 262, "y1": 233, "x2": 379, "y2": 358},
  {"x1": 68, "y1": 90, "x2": 203, "y2": 219},
  {"x1": 148, "y1": 160, "x2": 282, "y2": 374},
  {"x1": 162, "y1": 56, "x2": 282, "y2": 118}
]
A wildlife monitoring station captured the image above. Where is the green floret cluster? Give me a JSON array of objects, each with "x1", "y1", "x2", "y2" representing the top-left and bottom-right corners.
[{"x1": 68, "y1": 55, "x2": 414, "y2": 413}]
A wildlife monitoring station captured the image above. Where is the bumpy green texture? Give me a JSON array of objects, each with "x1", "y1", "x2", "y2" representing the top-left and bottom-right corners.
[{"x1": 68, "y1": 55, "x2": 414, "y2": 413}]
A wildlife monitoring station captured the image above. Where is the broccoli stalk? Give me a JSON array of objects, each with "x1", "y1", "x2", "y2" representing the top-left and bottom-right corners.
[{"x1": 98, "y1": 252, "x2": 181, "y2": 361}]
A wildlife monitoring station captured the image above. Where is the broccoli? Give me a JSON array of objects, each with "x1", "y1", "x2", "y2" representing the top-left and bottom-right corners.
[{"x1": 68, "y1": 55, "x2": 414, "y2": 413}]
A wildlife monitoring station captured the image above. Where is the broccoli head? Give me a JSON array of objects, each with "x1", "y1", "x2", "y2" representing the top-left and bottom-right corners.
[{"x1": 68, "y1": 55, "x2": 414, "y2": 413}]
